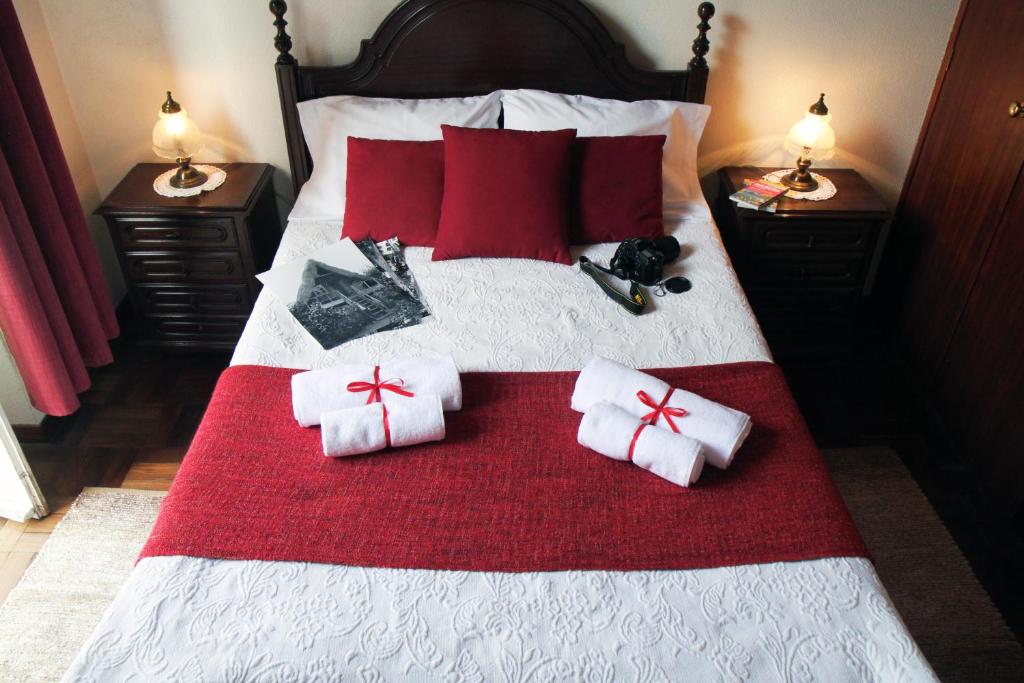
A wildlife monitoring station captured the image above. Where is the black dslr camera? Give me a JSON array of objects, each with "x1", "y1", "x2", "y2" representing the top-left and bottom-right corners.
[
  {"x1": 609, "y1": 236, "x2": 682, "y2": 286},
  {"x1": 579, "y1": 234, "x2": 689, "y2": 314}
]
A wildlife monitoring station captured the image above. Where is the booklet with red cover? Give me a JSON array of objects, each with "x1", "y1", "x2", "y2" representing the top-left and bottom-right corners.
[{"x1": 729, "y1": 178, "x2": 788, "y2": 212}]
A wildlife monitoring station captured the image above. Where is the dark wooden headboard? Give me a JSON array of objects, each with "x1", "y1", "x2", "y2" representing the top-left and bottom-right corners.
[{"x1": 269, "y1": 0, "x2": 715, "y2": 197}]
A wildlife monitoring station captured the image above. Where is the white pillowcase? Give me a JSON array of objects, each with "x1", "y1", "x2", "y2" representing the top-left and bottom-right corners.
[
  {"x1": 291, "y1": 92, "x2": 502, "y2": 220},
  {"x1": 501, "y1": 89, "x2": 710, "y2": 210}
]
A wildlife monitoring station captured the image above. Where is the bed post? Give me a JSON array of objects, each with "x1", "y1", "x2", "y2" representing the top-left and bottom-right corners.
[
  {"x1": 270, "y1": 0, "x2": 308, "y2": 198},
  {"x1": 685, "y1": 2, "x2": 715, "y2": 103}
]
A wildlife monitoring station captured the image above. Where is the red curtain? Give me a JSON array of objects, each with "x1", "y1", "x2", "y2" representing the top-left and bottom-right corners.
[{"x1": 0, "y1": 0, "x2": 117, "y2": 416}]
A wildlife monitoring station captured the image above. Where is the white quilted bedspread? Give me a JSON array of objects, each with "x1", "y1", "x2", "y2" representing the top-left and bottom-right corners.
[
  {"x1": 229, "y1": 205, "x2": 771, "y2": 371},
  {"x1": 65, "y1": 555, "x2": 932, "y2": 682},
  {"x1": 63, "y1": 205, "x2": 936, "y2": 682}
]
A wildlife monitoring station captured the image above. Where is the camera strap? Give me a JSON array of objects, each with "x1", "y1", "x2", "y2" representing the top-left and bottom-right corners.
[{"x1": 578, "y1": 256, "x2": 648, "y2": 315}]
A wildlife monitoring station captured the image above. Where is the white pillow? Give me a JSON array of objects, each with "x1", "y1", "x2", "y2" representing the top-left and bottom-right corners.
[
  {"x1": 501, "y1": 89, "x2": 710, "y2": 209},
  {"x1": 291, "y1": 92, "x2": 502, "y2": 220}
]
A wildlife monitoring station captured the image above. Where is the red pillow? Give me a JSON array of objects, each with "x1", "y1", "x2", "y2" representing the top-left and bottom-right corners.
[
  {"x1": 342, "y1": 138, "x2": 444, "y2": 246},
  {"x1": 432, "y1": 126, "x2": 576, "y2": 264},
  {"x1": 571, "y1": 135, "x2": 666, "y2": 244}
]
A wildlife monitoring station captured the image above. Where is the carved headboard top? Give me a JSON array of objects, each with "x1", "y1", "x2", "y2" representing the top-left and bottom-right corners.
[{"x1": 269, "y1": 0, "x2": 715, "y2": 196}]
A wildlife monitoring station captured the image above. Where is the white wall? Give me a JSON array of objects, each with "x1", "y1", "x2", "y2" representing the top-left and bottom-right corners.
[
  {"x1": 693, "y1": 0, "x2": 958, "y2": 204},
  {"x1": 13, "y1": 0, "x2": 124, "y2": 302},
  {"x1": 0, "y1": 401, "x2": 46, "y2": 522},
  {"x1": 0, "y1": 333, "x2": 42, "y2": 426},
  {"x1": 5, "y1": 0, "x2": 958, "y2": 422},
  {"x1": 27, "y1": 0, "x2": 958, "y2": 209},
  {"x1": 28, "y1": 0, "x2": 292, "y2": 209},
  {"x1": 586, "y1": 0, "x2": 957, "y2": 205}
]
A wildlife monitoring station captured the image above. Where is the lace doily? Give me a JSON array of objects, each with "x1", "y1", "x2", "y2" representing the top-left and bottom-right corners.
[
  {"x1": 152, "y1": 164, "x2": 227, "y2": 197},
  {"x1": 763, "y1": 169, "x2": 837, "y2": 201}
]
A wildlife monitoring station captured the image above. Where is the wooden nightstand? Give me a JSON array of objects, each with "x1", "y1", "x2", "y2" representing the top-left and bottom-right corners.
[
  {"x1": 713, "y1": 167, "x2": 891, "y2": 357},
  {"x1": 97, "y1": 163, "x2": 282, "y2": 351}
]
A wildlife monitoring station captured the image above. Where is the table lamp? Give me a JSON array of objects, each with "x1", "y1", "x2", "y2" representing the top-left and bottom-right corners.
[
  {"x1": 151, "y1": 91, "x2": 207, "y2": 189},
  {"x1": 781, "y1": 93, "x2": 835, "y2": 192}
]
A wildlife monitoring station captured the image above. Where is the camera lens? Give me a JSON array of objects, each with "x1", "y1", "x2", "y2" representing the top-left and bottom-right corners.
[{"x1": 653, "y1": 236, "x2": 681, "y2": 262}]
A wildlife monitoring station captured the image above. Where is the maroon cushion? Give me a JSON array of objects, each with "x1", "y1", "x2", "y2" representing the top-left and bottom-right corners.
[
  {"x1": 571, "y1": 135, "x2": 666, "y2": 244},
  {"x1": 342, "y1": 138, "x2": 444, "y2": 246},
  {"x1": 432, "y1": 125, "x2": 576, "y2": 264}
]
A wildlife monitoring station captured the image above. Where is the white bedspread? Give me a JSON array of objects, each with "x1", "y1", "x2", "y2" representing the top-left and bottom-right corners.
[
  {"x1": 66, "y1": 556, "x2": 929, "y2": 682},
  {"x1": 230, "y1": 204, "x2": 771, "y2": 371},
  {"x1": 63, "y1": 205, "x2": 937, "y2": 681}
]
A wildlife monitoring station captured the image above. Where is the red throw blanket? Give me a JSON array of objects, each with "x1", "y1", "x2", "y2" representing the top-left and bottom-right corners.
[{"x1": 140, "y1": 361, "x2": 867, "y2": 571}]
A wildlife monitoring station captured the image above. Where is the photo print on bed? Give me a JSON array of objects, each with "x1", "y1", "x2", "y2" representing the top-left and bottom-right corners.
[
  {"x1": 257, "y1": 238, "x2": 427, "y2": 350},
  {"x1": 355, "y1": 237, "x2": 430, "y2": 316}
]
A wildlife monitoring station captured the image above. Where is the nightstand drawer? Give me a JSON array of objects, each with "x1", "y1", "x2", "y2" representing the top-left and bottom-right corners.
[
  {"x1": 747, "y1": 253, "x2": 865, "y2": 286},
  {"x1": 746, "y1": 287, "x2": 859, "y2": 316},
  {"x1": 113, "y1": 216, "x2": 238, "y2": 249},
  {"x1": 133, "y1": 284, "x2": 253, "y2": 315},
  {"x1": 124, "y1": 251, "x2": 245, "y2": 283},
  {"x1": 749, "y1": 220, "x2": 875, "y2": 252},
  {"x1": 147, "y1": 316, "x2": 247, "y2": 342}
]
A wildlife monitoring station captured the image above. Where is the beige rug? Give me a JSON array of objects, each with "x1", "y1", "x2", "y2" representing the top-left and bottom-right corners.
[
  {"x1": 2, "y1": 453, "x2": 1022, "y2": 682},
  {"x1": 825, "y1": 447, "x2": 1024, "y2": 682},
  {"x1": 0, "y1": 488, "x2": 164, "y2": 683}
]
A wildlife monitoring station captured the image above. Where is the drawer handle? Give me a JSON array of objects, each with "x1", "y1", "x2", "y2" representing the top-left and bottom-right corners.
[
  {"x1": 806, "y1": 235, "x2": 815, "y2": 248},
  {"x1": 165, "y1": 230, "x2": 181, "y2": 240}
]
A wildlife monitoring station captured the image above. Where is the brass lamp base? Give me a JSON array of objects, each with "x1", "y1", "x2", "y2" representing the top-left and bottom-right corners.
[
  {"x1": 169, "y1": 157, "x2": 208, "y2": 189},
  {"x1": 780, "y1": 156, "x2": 819, "y2": 192}
]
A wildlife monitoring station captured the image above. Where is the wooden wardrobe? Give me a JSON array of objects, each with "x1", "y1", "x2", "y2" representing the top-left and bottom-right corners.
[{"x1": 895, "y1": 0, "x2": 1024, "y2": 523}]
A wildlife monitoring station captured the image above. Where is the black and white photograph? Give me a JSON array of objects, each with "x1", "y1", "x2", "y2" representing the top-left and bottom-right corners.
[
  {"x1": 257, "y1": 239, "x2": 426, "y2": 349},
  {"x1": 355, "y1": 237, "x2": 430, "y2": 317},
  {"x1": 377, "y1": 237, "x2": 429, "y2": 309}
]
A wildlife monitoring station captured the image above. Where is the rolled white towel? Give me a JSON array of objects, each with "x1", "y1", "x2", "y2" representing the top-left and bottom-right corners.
[
  {"x1": 578, "y1": 401, "x2": 704, "y2": 488},
  {"x1": 572, "y1": 356, "x2": 752, "y2": 470},
  {"x1": 572, "y1": 356, "x2": 669, "y2": 413},
  {"x1": 321, "y1": 394, "x2": 445, "y2": 457},
  {"x1": 292, "y1": 354, "x2": 462, "y2": 427}
]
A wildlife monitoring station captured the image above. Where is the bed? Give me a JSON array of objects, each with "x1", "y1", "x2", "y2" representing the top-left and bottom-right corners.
[{"x1": 63, "y1": 1, "x2": 937, "y2": 680}]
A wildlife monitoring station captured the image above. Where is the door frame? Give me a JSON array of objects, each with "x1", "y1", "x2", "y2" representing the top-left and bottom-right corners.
[{"x1": 0, "y1": 402, "x2": 48, "y2": 522}]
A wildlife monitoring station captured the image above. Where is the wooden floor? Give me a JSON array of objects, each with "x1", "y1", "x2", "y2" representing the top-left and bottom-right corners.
[
  {"x1": 2, "y1": 337, "x2": 1022, "y2": 647},
  {"x1": 1, "y1": 340, "x2": 228, "y2": 603},
  {"x1": 0, "y1": 497, "x2": 71, "y2": 603}
]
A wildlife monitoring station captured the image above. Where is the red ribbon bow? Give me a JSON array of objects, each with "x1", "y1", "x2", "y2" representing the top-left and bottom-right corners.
[
  {"x1": 346, "y1": 366, "x2": 415, "y2": 448},
  {"x1": 636, "y1": 388, "x2": 689, "y2": 433},
  {"x1": 346, "y1": 366, "x2": 416, "y2": 405}
]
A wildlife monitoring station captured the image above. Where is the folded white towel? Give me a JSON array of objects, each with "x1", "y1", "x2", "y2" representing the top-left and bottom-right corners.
[
  {"x1": 578, "y1": 401, "x2": 704, "y2": 487},
  {"x1": 292, "y1": 354, "x2": 462, "y2": 427},
  {"x1": 572, "y1": 356, "x2": 752, "y2": 469},
  {"x1": 321, "y1": 394, "x2": 446, "y2": 457}
]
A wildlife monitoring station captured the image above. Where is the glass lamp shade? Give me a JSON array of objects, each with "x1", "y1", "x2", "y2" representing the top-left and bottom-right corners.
[
  {"x1": 152, "y1": 107, "x2": 203, "y2": 160},
  {"x1": 784, "y1": 110, "x2": 835, "y2": 160}
]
